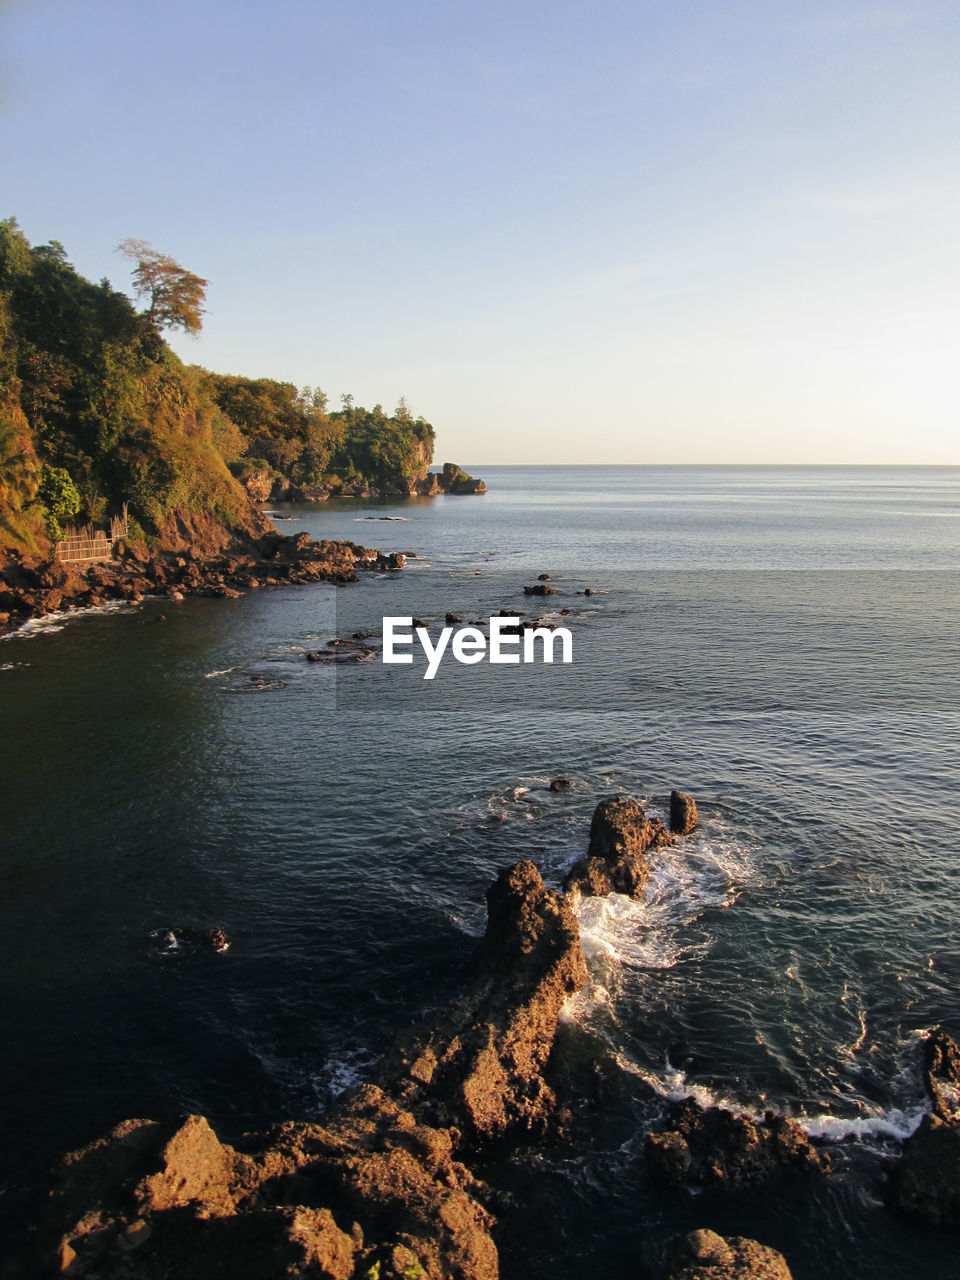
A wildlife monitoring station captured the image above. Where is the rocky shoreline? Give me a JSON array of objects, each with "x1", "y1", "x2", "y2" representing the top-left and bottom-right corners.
[
  {"x1": 8, "y1": 795, "x2": 959, "y2": 1279},
  {"x1": 0, "y1": 507, "x2": 405, "y2": 637}
]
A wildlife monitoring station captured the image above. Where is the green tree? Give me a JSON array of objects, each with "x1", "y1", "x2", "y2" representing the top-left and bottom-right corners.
[
  {"x1": 117, "y1": 238, "x2": 208, "y2": 335},
  {"x1": 37, "y1": 462, "x2": 81, "y2": 540}
]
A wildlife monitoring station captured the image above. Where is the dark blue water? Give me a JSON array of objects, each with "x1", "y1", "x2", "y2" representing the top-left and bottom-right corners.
[{"x1": 1, "y1": 466, "x2": 958, "y2": 1276}]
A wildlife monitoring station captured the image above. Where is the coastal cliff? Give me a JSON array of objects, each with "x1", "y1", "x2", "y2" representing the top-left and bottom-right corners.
[{"x1": 0, "y1": 220, "x2": 482, "y2": 577}]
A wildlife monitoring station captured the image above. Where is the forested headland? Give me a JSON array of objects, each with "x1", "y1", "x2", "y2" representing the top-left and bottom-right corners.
[{"x1": 0, "y1": 219, "x2": 481, "y2": 560}]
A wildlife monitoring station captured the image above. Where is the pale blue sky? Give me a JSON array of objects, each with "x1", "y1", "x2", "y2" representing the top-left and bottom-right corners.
[{"x1": 2, "y1": 0, "x2": 958, "y2": 462}]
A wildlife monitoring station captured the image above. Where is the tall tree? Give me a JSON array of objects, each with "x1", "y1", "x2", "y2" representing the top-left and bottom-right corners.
[{"x1": 117, "y1": 239, "x2": 208, "y2": 335}]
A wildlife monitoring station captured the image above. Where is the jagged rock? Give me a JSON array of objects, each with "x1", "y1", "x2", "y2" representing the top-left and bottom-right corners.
[
  {"x1": 665, "y1": 1229, "x2": 793, "y2": 1279},
  {"x1": 563, "y1": 796, "x2": 675, "y2": 899},
  {"x1": 523, "y1": 584, "x2": 554, "y2": 596},
  {"x1": 548, "y1": 778, "x2": 572, "y2": 792},
  {"x1": 646, "y1": 1098, "x2": 829, "y2": 1188},
  {"x1": 381, "y1": 861, "x2": 587, "y2": 1146},
  {"x1": 446, "y1": 612, "x2": 462, "y2": 625},
  {"x1": 537, "y1": 574, "x2": 551, "y2": 581},
  {"x1": 923, "y1": 1027, "x2": 960, "y2": 1121},
  {"x1": 670, "y1": 790, "x2": 699, "y2": 835}
]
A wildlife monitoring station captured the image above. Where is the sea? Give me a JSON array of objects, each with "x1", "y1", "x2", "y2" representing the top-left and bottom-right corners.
[{"x1": 1, "y1": 465, "x2": 958, "y2": 1277}]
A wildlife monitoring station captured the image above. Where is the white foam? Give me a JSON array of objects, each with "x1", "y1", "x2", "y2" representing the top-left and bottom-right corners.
[
  {"x1": 614, "y1": 1051, "x2": 929, "y2": 1147},
  {"x1": 1, "y1": 600, "x2": 131, "y2": 641},
  {"x1": 204, "y1": 667, "x2": 237, "y2": 678},
  {"x1": 570, "y1": 825, "x2": 754, "y2": 985},
  {"x1": 315, "y1": 1046, "x2": 379, "y2": 1102},
  {"x1": 799, "y1": 1107, "x2": 925, "y2": 1143}
]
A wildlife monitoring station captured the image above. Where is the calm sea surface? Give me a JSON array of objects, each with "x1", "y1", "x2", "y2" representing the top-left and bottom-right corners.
[{"x1": 1, "y1": 466, "x2": 959, "y2": 1276}]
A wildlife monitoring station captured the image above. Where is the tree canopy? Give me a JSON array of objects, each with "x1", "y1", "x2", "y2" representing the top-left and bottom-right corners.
[{"x1": 117, "y1": 239, "x2": 208, "y2": 336}]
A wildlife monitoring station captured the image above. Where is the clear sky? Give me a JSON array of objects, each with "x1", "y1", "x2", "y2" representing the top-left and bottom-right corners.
[{"x1": 2, "y1": 0, "x2": 958, "y2": 463}]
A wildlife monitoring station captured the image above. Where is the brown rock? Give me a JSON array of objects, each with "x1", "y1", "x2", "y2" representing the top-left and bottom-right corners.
[
  {"x1": 381, "y1": 861, "x2": 588, "y2": 1145},
  {"x1": 923, "y1": 1027, "x2": 960, "y2": 1121},
  {"x1": 670, "y1": 789, "x2": 698, "y2": 834},
  {"x1": 646, "y1": 1098, "x2": 829, "y2": 1188},
  {"x1": 666, "y1": 1229, "x2": 793, "y2": 1279},
  {"x1": 563, "y1": 795, "x2": 675, "y2": 899},
  {"x1": 28, "y1": 859, "x2": 586, "y2": 1280},
  {"x1": 137, "y1": 1114, "x2": 236, "y2": 1214}
]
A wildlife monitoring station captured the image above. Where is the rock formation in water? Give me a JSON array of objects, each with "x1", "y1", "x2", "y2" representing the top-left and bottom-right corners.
[
  {"x1": 21, "y1": 862, "x2": 585, "y2": 1279},
  {"x1": 645, "y1": 1098, "x2": 829, "y2": 1188},
  {"x1": 670, "y1": 789, "x2": 698, "y2": 835},
  {"x1": 21, "y1": 788, "x2": 807, "y2": 1280},
  {"x1": 665, "y1": 1229, "x2": 793, "y2": 1280},
  {"x1": 889, "y1": 1026, "x2": 960, "y2": 1226},
  {"x1": 563, "y1": 795, "x2": 675, "y2": 899}
]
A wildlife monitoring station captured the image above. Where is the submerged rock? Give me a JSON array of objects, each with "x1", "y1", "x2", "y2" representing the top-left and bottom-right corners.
[
  {"x1": 563, "y1": 795, "x2": 675, "y2": 899},
  {"x1": 149, "y1": 926, "x2": 231, "y2": 956},
  {"x1": 645, "y1": 1098, "x2": 829, "y2": 1188},
  {"x1": 670, "y1": 789, "x2": 699, "y2": 835},
  {"x1": 548, "y1": 777, "x2": 572, "y2": 792},
  {"x1": 665, "y1": 1229, "x2": 793, "y2": 1280}
]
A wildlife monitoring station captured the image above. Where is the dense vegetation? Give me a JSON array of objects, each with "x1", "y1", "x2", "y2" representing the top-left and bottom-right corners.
[
  {"x1": 0, "y1": 220, "x2": 438, "y2": 555},
  {"x1": 203, "y1": 375, "x2": 435, "y2": 495}
]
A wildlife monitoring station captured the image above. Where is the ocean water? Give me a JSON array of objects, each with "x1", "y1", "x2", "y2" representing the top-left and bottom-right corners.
[{"x1": 1, "y1": 465, "x2": 959, "y2": 1277}]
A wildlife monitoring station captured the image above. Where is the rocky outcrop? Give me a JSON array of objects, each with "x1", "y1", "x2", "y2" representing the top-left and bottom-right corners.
[
  {"x1": 922, "y1": 1027, "x2": 960, "y2": 1122},
  {"x1": 563, "y1": 796, "x2": 675, "y2": 899},
  {"x1": 889, "y1": 1027, "x2": 960, "y2": 1225},
  {"x1": 24, "y1": 861, "x2": 586, "y2": 1278},
  {"x1": 665, "y1": 1230, "x2": 793, "y2": 1280},
  {"x1": 438, "y1": 464, "x2": 486, "y2": 495},
  {"x1": 670, "y1": 790, "x2": 698, "y2": 835},
  {"x1": 40, "y1": 1096, "x2": 497, "y2": 1280},
  {"x1": 645, "y1": 1098, "x2": 829, "y2": 1188},
  {"x1": 379, "y1": 861, "x2": 587, "y2": 1145},
  {"x1": 0, "y1": 512, "x2": 406, "y2": 633}
]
